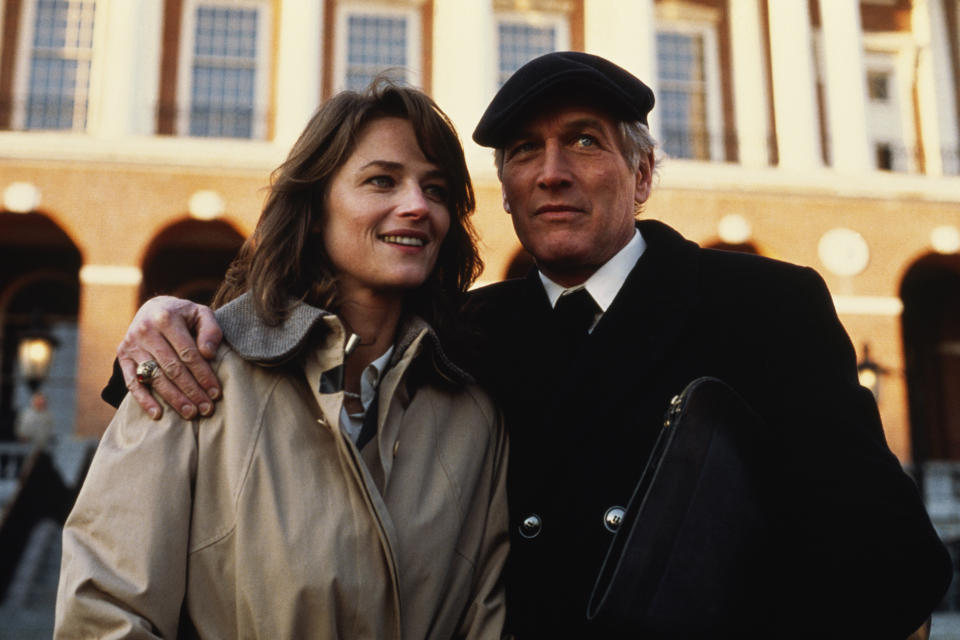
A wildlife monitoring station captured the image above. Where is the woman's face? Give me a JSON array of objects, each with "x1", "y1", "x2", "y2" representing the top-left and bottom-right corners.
[{"x1": 323, "y1": 117, "x2": 451, "y2": 301}]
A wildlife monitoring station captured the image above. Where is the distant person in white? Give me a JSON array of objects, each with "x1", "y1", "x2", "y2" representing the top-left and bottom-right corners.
[{"x1": 15, "y1": 392, "x2": 54, "y2": 449}]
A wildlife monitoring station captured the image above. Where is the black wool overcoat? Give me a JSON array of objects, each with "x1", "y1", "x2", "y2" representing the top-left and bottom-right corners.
[{"x1": 461, "y1": 219, "x2": 951, "y2": 639}]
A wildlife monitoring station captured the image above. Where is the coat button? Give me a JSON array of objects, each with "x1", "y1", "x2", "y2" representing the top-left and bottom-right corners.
[
  {"x1": 604, "y1": 506, "x2": 625, "y2": 533},
  {"x1": 519, "y1": 514, "x2": 542, "y2": 539}
]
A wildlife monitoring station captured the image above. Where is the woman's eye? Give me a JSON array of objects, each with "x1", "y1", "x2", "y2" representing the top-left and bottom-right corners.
[
  {"x1": 368, "y1": 175, "x2": 394, "y2": 188},
  {"x1": 423, "y1": 184, "x2": 448, "y2": 201}
]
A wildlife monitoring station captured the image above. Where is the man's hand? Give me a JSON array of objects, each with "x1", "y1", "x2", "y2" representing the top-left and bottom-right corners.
[{"x1": 118, "y1": 296, "x2": 223, "y2": 420}]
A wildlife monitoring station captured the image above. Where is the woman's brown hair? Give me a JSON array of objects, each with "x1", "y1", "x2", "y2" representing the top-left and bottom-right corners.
[{"x1": 213, "y1": 79, "x2": 481, "y2": 331}]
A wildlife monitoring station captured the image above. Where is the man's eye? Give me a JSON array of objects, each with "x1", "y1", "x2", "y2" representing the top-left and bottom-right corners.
[
  {"x1": 574, "y1": 134, "x2": 597, "y2": 148},
  {"x1": 508, "y1": 141, "x2": 537, "y2": 158}
]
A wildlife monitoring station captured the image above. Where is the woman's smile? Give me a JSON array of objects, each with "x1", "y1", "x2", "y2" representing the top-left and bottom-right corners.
[{"x1": 379, "y1": 232, "x2": 427, "y2": 247}]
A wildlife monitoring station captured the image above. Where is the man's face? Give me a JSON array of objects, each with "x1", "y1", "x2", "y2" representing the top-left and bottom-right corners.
[{"x1": 499, "y1": 104, "x2": 652, "y2": 287}]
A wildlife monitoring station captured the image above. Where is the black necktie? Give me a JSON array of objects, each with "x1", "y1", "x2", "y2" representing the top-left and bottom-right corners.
[{"x1": 554, "y1": 288, "x2": 600, "y2": 340}]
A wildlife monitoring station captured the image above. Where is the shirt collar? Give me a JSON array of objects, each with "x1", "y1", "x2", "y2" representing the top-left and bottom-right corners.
[
  {"x1": 539, "y1": 227, "x2": 646, "y2": 310},
  {"x1": 360, "y1": 346, "x2": 394, "y2": 409}
]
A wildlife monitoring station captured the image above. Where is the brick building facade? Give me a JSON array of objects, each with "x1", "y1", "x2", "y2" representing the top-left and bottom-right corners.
[{"x1": 0, "y1": 1, "x2": 959, "y2": 510}]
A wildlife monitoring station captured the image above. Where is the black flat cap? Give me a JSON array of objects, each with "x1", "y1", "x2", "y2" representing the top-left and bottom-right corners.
[{"x1": 472, "y1": 51, "x2": 654, "y2": 148}]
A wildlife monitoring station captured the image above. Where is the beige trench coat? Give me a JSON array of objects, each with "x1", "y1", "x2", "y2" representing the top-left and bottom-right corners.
[{"x1": 56, "y1": 295, "x2": 509, "y2": 639}]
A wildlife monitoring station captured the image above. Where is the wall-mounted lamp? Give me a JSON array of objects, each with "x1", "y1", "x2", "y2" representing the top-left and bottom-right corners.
[
  {"x1": 17, "y1": 313, "x2": 59, "y2": 392},
  {"x1": 3, "y1": 181, "x2": 41, "y2": 213},
  {"x1": 857, "y1": 343, "x2": 888, "y2": 401}
]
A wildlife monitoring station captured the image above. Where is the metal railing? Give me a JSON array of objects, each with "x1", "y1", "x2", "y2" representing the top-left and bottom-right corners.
[
  {"x1": 0, "y1": 442, "x2": 93, "y2": 603},
  {"x1": 0, "y1": 442, "x2": 34, "y2": 511}
]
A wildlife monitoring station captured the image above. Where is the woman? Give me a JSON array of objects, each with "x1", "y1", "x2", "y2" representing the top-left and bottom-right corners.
[{"x1": 55, "y1": 82, "x2": 508, "y2": 639}]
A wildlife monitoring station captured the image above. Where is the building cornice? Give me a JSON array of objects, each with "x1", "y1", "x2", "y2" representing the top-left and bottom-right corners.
[
  {"x1": 658, "y1": 158, "x2": 960, "y2": 204},
  {"x1": 0, "y1": 132, "x2": 285, "y2": 171},
  {"x1": 3, "y1": 132, "x2": 960, "y2": 205}
]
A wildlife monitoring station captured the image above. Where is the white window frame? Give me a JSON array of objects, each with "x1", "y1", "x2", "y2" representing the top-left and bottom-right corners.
[
  {"x1": 494, "y1": 10, "x2": 569, "y2": 88},
  {"x1": 862, "y1": 33, "x2": 921, "y2": 174},
  {"x1": 176, "y1": 0, "x2": 272, "y2": 139},
  {"x1": 12, "y1": 0, "x2": 101, "y2": 131},
  {"x1": 655, "y1": 18, "x2": 724, "y2": 162},
  {"x1": 333, "y1": 2, "x2": 423, "y2": 93}
]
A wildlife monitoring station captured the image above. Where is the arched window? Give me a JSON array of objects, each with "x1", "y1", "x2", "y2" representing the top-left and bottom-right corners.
[
  {"x1": 0, "y1": 211, "x2": 81, "y2": 442},
  {"x1": 140, "y1": 218, "x2": 244, "y2": 306}
]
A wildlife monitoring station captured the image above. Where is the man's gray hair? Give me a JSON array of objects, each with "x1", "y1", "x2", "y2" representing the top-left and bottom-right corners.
[
  {"x1": 494, "y1": 120, "x2": 659, "y2": 178},
  {"x1": 619, "y1": 120, "x2": 658, "y2": 172}
]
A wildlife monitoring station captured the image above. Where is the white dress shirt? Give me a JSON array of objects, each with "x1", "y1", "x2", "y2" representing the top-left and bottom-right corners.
[{"x1": 539, "y1": 228, "x2": 647, "y2": 331}]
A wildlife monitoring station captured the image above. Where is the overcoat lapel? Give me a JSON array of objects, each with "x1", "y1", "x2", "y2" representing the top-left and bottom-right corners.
[
  {"x1": 512, "y1": 269, "x2": 571, "y2": 417},
  {"x1": 580, "y1": 221, "x2": 701, "y2": 397},
  {"x1": 534, "y1": 220, "x2": 703, "y2": 486}
]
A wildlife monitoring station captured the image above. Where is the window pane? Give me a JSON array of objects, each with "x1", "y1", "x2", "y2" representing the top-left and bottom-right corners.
[
  {"x1": 498, "y1": 21, "x2": 556, "y2": 87},
  {"x1": 656, "y1": 31, "x2": 708, "y2": 160},
  {"x1": 867, "y1": 71, "x2": 889, "y2": 102},
  {"x1": 190, "y1": 4, "x2": 259, "y2": 138},
  {"x1": 25, "y1": 0, "x2": 96, "y2": 130},
  {"x1": 864, "y1": 55, "x2": 907, "y2": 172},
  {"x1": 875, "y1": 143, "x2": 894, "y2": 170},
  {"x1": 346, "y1": 14, "x2": 408, "y2": 91}
]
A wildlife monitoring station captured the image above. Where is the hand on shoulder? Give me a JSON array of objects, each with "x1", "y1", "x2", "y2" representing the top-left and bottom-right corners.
[{"x1": 117, "y1": 295, "x2": 224, "y2": 420}]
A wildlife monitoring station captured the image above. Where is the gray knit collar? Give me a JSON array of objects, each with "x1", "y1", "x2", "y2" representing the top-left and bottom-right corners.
[{"x1": 214, "y1": 292, "x2": 471, "y2": 383}]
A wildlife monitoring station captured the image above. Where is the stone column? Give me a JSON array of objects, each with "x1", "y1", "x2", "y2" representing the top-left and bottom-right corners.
[
  {"x1": 728, "y1": 0, "x2": 770, "y2": 166},
  {"x1": 431, "y1": 0, "x2": 496, "y2": 174},
  {"x1": 274, "y1": 0, "x2": 323, "y2": 148},
  {"x1": 584, "y1": 0, "x2": 658, "y2": 140},
  {"x1": 96, "y1": 0, "x2": 163, "y2": 137},
  {"x1": 912, "y1": 0, "x2": 960, "y2": 176},
  {"x1": 767, "y1": 0, "x2": 821, "y2": 169},
  {"x1": 818, "y1": 0, "x2": 871, "y2": 171}
]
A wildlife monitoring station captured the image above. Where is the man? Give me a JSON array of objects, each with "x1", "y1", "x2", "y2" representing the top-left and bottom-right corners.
[{"x1": 104, "y1": 53, "x2": 949, "y2": 637}]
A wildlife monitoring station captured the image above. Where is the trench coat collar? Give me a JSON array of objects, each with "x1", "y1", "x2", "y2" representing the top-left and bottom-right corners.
[{"x1": 214, "y1": 292, "x2": 472, "y2": 385}]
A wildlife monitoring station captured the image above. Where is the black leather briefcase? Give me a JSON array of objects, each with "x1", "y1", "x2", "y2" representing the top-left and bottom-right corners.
[{"x1": 587, "y1": 377, "x2": 775, "y2": 637}]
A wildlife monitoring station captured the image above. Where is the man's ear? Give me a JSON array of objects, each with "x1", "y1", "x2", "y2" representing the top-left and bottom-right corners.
[
  {"x1": 635, "y1": 150, "x2": 655, "y2": 205},
  {"x1": 502, "y1": 186, "x2": 512, "y2": 214}
]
